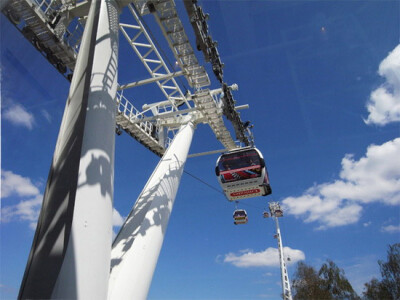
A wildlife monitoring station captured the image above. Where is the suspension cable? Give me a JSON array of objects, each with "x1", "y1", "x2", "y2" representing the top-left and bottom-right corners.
[
  {"x1": 183, "y1": 170, "x2": 224, "y2": 195},
  {"x1": 183, "y1": 170, "x2": 266, "y2": 210}
]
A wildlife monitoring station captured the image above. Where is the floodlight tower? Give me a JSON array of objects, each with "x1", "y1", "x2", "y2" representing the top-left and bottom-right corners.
[{"x1": 268, "y1": 202, "x2": 293, "y2": 300}]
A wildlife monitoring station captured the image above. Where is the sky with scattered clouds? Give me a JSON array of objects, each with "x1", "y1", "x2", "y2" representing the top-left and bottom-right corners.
[
  {"x1": 1, "y1": 1, "x2": 399, "y2": 299},
  {"x1": 223, "y1": 247, "x2": 305, "y2": 268},
  {"x1": 282, "y1": 137, "x2": 400, "y2": 229},
  {"x1": 2, "y1": 104, "x2": 35, "y2": 130},
  {"x1": 364, "y1": 45, "x2": 400, "y2": 126}
]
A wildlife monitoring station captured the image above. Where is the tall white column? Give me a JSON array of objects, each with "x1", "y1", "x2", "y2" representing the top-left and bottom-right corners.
[
  {"x1": 108, "y1": 121, "x2": 195, "y2": 300},
  {"x1": 275, "y1": 217, "x2": 293, "y2": 300},
  {"x1": 18, "y1": 0, "x2": 119, "y2": 299}
]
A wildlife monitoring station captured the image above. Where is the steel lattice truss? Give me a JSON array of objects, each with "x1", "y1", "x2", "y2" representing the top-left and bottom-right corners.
[{"x1": 2, "y1": 0, "x2": 254, "y2": 156}]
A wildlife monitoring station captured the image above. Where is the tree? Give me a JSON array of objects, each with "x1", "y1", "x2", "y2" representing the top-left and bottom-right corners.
[
  {"x1": 363, "y1": 243, "x2": 400, "y2": 300},
  {"x1": 292, "y1": 260, "x2": 360, "y2": 300},
  {"x1": 379, "y1": 243, "x2": 400, "y2": 299},
  {"x1": 292, "y1": 261, "x2": 331, "y2": 300},
  {"x1": 318, "y1": 260, "x2": 359, "y2": 300},
  {"x1": 363, "y1": 278, "x2": 392, "y2": 300}
]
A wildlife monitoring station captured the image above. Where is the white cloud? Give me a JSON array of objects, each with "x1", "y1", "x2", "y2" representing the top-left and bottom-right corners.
[
  {"x1": 112, "y1": 209, "x2": 125, "y2": 241},
  {"x1": 223, "y1": 247, "x2": 305, "y2": 268},
  {"x1": 113, "y1": 208, "x2": 124, "y2": 227},
  {"x1": 1, "y1": 170, "x2": 42, "y2": 229},
  {"x1": 363, "y1": 221, "x2": 372, "y2": 227},
  {"x1": 41, "y1": 109, "x2": 52, "y2": 123},
  {"x1": 1, "y1": 194, "x2": 42, "y2": 229},
  {"x1": 1, "y1": 169, "x2": 40, "y2": 198},
  {"x1": 381, "y1": 224, "x2": 400, "y2": 233},
  {"x1": 3, "y1": 104, "x2": 35, "y2": 129},
  {"x1": 365, "y1": 44, "x2": 400, "y2": 125},
  {"x1": 283, "y1": 138, "x2": 400, "y2": 229}
]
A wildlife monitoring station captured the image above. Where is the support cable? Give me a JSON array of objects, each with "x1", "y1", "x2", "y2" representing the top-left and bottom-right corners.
[
  {"x1": 183, "y1": 170, "x2": 265, "y2": 210},
  {"x1": 183, "y1": 170, "x2": 223, "y2": 195}
]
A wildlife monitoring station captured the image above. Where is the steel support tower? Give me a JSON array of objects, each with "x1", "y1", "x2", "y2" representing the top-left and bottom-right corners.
[
  {"x1": 269, "y1": 202, "x2": 293, "y2": 300},
  {"x1": 18, "y1": 0, "x2": 120, "y2": 298},
  {"x1": 109, "y1": 120, "x2": 195, "y2": 299},
  {"x1": 3, "y1": 0, "x2": 256, "y2": 298}
]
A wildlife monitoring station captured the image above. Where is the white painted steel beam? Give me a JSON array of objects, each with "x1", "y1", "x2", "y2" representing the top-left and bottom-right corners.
[
  {"x1": 275, "y1": 216, "x2": 293, "y2": 300},
  {"x1": 235, "y1": 104, "x2": 249, "y2": 111},
  {"x1": 118, "y1": 71, "x2": 184, "y2": 90},
  {"x1": 187, "y1": 148, "x2": 227, "y2": 158},
  {"x1": 18, "y1": 0, "x2": 120, "y2": 298},
  {"x1": 130, "y1": 107, "x2": 197, "y2": 124},
  {"x1": 108, "y1": 121, "x2": 195, "y2": 300},
  {"x1": 119, "y1": 4, "x2": 188, "y2": 112},
  {"x1": 270, "y1": 203, "x2": 293, "y2": 300}
]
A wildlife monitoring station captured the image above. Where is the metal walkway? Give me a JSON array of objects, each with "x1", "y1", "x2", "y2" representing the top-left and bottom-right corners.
[
  {"x1": 4, "y1": 0, "x2": 81, "y2": 77},
  {"x1": 2, "y1": 0, "x2": 246, "y2": 155},
  {"x1": 149, "y1": 0, "x2": 210, "y2": 88},
  {"x1": 191, "y1": 89, "x2": 236, "y2": 150}
]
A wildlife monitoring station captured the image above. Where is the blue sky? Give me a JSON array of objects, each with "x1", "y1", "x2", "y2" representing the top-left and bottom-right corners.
[{"x1": 1, "y1": 1, "x2": 400, "y2": 299}]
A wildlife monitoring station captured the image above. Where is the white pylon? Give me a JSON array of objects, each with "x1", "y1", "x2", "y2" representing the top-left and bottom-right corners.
[
  {"x1": 269, "y1": 202, "x2": 293, "y2": 300},
  {"x1": 18, "y1": 0, "x2": 120, "y2": 298},
  {"x1": 108, "y1": 120, "x2": 195, "y2": 300}
]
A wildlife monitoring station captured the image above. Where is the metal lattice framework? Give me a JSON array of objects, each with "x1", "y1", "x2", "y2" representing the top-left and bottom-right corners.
[
  {"x1": 2, "y1": 0, "x2": 267, "y2": 298},
  {"x1": 2, "y1": 0, "x2": 252, "y2": 156}
]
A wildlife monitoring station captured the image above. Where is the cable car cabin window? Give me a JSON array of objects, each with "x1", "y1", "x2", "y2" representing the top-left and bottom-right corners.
[{"x1": 218, "y1": 149, "x2": 262, "y2": 183}]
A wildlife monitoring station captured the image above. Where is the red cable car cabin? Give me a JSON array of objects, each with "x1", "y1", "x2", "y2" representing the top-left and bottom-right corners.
[{"x1": 215, "y1": 147, "x2": 272, "y2": 201}]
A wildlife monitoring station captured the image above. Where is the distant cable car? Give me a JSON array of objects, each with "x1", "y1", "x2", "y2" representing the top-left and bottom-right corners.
[
  {"x1": 215, "y1": 147, "x2": 272, "y2": 201},
  {"x1": 233, "y1": 209, "x2": 248, "y2": 225}
]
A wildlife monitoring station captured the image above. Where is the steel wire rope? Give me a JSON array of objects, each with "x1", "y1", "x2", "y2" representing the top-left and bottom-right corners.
[
  {"x1": 183, "y1": 170, "x2": 267, "y2": 210},
  {"x1": 132, "y1": 4, "x2": 190, "y2": 94},
  {"x1": 183, "y1": 170, "x2": 224, "y2": 195}
]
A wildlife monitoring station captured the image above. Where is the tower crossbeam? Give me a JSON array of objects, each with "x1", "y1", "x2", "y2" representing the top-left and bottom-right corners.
[{"x1": 3, "y1": 0, "x2": 243, "y2": 154}]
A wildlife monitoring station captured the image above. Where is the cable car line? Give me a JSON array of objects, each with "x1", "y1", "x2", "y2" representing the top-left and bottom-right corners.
[
  {"x1": 183, "y1": 169, "x2": 266, "y2": 210},
  {"x1": 183, "y1": 170, "x2": 224, "y2": 195},
  {"x1": 238, "y1": 200, "x2": 265, "y2": 210}
]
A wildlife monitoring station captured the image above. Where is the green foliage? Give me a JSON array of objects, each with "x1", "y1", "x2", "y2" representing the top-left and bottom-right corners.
[
  {"x1": 292, "y1": 244, "x2": 400, "y2": 300},
  {"x1": 319, "y1": 260, "x2": 359, "y2": 300},
  {"x1": 292, "y1": 260, "x2": 360, "y2": 300},
  {"x1": 363, "y1": 243, "x2": 400, "y2": 300},
  {"x1": 363, "y1": 278, "x2": 392, "y2": 300},
  {"x1": 292, "y1": 261, "x2": 332, "y2": 300}
]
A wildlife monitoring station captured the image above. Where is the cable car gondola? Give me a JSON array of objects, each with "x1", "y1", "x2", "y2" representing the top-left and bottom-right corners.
[
  {"x1": 233, "y1": 209, "x2": 248, "y2": 225},
  {"x1": 215, "y1": 147, "x2": 272, "y2": 201}
]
